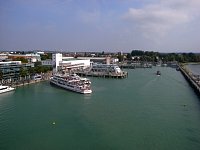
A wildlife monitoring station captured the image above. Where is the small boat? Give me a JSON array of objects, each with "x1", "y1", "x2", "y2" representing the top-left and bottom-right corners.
[
  {"x1": 156, "y1": 71, "x2": 161, "y2": 76},
  {"x1": 33, "y1": 74, "x2": 42, "y2": 80},
  {"x1": 0, "y1": 85, "x2": 15, "y2": 94}
]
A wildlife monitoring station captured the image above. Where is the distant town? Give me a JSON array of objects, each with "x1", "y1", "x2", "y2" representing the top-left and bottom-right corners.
[{"x1": 0, "y1": 50, "x2": 200, "y2": 88}]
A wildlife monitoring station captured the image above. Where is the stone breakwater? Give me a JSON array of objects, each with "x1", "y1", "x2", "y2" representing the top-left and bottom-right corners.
[{"x1": 179, "y1": 65, "x2": 200, "y2": 96}]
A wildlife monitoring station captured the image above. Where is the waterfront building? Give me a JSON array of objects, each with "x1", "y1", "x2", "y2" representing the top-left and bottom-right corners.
[
  {"x1": 52, "y1": 53, "x2": 62, "y2": 72},
  {"x1": 0, "y1": 61, "x2": 33, "y2": 83},
  {"x1": 0, "y1": 61, "x2": 21, "y2": 82},
  {"x1": 77, "y1": 57, "x2": 119, "y2": 64},
  {"x1": 8, "y1": 53, "x2": 41, "y2": 63},
  {"x1": 52, "y1": 53, "x2": 90, "y2": 73},
  {"x1": 78, "y1": 57, "x2": 106, "y2": 64}
]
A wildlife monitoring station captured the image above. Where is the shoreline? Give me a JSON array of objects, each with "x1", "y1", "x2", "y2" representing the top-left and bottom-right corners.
[
  {"x1": 12, "y1": 78, "x2": 49, "y2": 88},
  {"x1": 1, "y1": 72, "x2": 52, "y2": 88},
  {"x1": 179, "y1": 64, "x2": 200, "y2": 96}
]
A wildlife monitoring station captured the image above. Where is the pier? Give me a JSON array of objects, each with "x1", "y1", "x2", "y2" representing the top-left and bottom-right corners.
[
  {"x1": 179, "y1": 65, "x2": 200, "y2": 96},
  {"x1": 76, "y1": 71, "x2": 128, "y2": 79}
]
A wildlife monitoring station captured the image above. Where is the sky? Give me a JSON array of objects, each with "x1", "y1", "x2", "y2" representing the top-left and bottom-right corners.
[{"x1": 0, "y1": 0, "x2": 200, "y2": 53}]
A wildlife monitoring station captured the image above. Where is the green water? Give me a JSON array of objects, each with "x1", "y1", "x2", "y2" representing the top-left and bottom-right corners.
[{"x1": 0, "y1": 67, "x2": 200, "y2": 150}]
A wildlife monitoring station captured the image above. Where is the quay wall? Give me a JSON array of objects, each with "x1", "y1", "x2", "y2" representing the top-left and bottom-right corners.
[
  {"x1": 12, "y1": 78, "x2": 49, "y2": 88},
  {"x1": 1, "y1": 72, "x2": 52, "y2": 88},
  {"x1": 179, "y1": 65, "x2": 200, "y2": 96}
]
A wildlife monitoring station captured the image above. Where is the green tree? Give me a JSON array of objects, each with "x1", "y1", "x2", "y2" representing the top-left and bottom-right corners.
[
  {"x1": 34, "y1": 61, "x2": 42, "y2": 67},
  {"x1": 20, "y1": 67, "x2": 28, "y2": 77},
  {"x1": 28, "y1": 67, "x2": 35, "y2": 76},
  {"x1": 41, "y1": 53, "x2": 52, "y2": 60},
  {"x1": 0, "y1": 70, "x2": 3, "y2": 83},
  {"x1": 131, "y1": 50, "x2": 144, "y2": 56},
  {"x1": 117, "y1": 53, "x2": 124, "y2": 62},
  {"x1": 126, "y1": 53, "x2": 132, "y2": 60}
]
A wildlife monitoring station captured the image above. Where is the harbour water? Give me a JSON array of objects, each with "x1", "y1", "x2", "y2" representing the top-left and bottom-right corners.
[
  {"x1": 186, "y1": 64, "x2": 200, "y2": 75},
  {"x1": 0, "y1": 67, "x2": 200, "y2": 150}
]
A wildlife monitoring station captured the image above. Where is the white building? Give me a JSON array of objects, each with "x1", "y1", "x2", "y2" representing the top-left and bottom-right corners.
[
  {"x1": 36, "y1": 51, "x2": 45, "y2": 55},
  {"x1": 26, "y1": 53, "x2": 41, "y2": 62},
  {"x1": 52, "y1": 53, "x2": 90, "y2": 73},
  {"x1": 52, "y1": 53, "x2": 62, "y2": 72},
  {"x1": 0, "y1": 53, "x2": 8, "y2": 61}
]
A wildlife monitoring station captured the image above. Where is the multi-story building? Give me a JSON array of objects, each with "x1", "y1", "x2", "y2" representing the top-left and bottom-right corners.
[
  {"x1": 0, "y1": 61, "x2": 33, "y2": 82},
  {"x1": 52, "y1": 53, "x2": 90, "y2": 73},
  {"x1": 52, "y1": 53, "x2": 62, "y2": 72}
]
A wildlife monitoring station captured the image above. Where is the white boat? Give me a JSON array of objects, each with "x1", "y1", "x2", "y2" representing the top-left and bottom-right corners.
[
  {"x1": 33, "y1": 74, "x2": 42, "y2": 80},
  {"x1": 0, "y1": 85, "x2": 15, "y2": 94},
  {"x1": 50, "y1": 74, "x2": 92, "y2": 94}
]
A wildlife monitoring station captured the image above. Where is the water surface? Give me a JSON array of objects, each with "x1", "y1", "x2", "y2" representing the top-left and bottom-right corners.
[{"x1": 0, "y1": 67, "x2": 200, "y2": 150}]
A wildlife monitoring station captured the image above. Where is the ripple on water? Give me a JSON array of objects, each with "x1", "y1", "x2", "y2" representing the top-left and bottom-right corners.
[{"x1": 0, "y1": 92, "x2": 15, "y2": 141}]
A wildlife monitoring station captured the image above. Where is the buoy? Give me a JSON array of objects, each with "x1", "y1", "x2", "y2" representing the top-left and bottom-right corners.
[{"x1": 53, "y1": 122, "x2": 56, "y2": 125}]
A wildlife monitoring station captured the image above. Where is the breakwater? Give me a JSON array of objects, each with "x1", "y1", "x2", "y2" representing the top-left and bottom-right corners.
[{"x1": 179, "y1": 65, "x2": 200, "y2": 96}]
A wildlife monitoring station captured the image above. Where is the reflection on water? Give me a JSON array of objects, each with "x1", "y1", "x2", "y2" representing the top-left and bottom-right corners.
[{"x1": 83, "y1": 94, "x2": 92, "y2": 105}]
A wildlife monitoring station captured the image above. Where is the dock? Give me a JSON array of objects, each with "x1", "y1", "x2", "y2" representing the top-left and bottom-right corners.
[
  {"x1": 75, "y1": 71, "x2": 128, "y2": 79},
  {"x1": 179, "y1": 65, "x2": 200, "y2": 95}
]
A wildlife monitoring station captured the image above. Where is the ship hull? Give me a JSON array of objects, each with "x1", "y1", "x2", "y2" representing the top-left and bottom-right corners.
[
  {"x1": 0, "y1": 86, "x2": 15, "y2": 94},
  {"x1": 50, "y1": 79, "x2": 92, "y2": 94}
]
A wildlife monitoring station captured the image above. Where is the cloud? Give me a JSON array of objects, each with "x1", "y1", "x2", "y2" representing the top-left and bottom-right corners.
[{"x1": 122, "y1": 0, "x2": 200, "y2": 38}]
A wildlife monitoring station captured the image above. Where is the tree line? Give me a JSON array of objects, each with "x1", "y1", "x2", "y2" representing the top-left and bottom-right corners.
[{"x1": 126, "y1": 50, "x2": 200, "y2": 62}]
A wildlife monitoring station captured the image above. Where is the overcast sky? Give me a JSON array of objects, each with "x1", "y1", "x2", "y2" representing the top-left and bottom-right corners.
[{"x1": 0, "y1": 0, "x2": 200, "y2": 53}]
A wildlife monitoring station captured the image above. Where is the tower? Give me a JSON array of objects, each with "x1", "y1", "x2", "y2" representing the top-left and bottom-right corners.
[{"x1": 52, "y1": 53, "x2": 62, "y2": 73}]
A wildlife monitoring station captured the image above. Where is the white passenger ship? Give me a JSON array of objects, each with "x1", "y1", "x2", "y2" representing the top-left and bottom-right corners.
[
  {"x1": 0, "y1": 85, "x2": 15, "y2": 94},
  {"x1": 50, "y1": 74, "x2": 92, "y2": 94}
]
